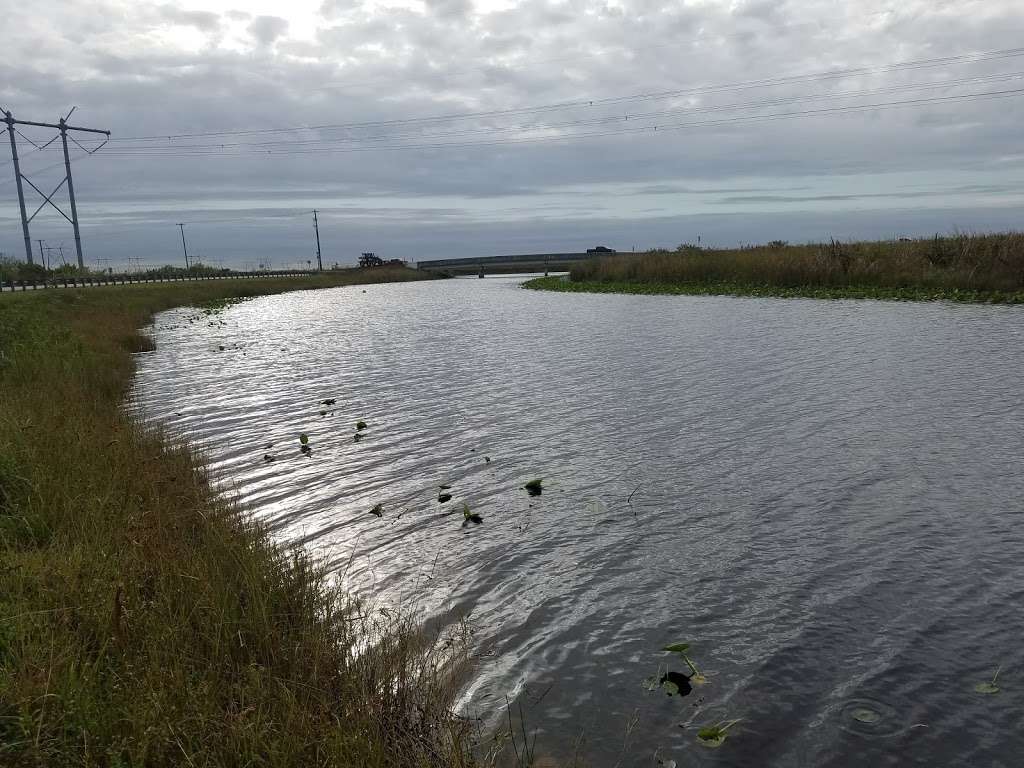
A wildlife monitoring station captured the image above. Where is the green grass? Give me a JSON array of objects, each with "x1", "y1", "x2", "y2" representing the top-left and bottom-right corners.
[
  {"x1": 523, "y1": 233, "x2": 1024, "y2": 303},
  {"x1": 0, "y1": 268, "x2": 486, "y2": 767}
]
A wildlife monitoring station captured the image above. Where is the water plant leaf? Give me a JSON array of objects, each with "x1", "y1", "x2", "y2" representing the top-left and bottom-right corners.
[
  {"x1": 461, "y1": 504, "x2": 483, "y2": 525},
  {"x1": 263, "y1": 454, "x2": 274, "y2": 462},
  {"x1": 663, "y1": 643, "x2": 690, "y2": 654},
  {"x1": 356, "y1": 420, "x2": 368, "y2": 431},
  {"x1": 662, "y1": 680, "x2": 680, "y2": 696},
  {"x1": 300, "y1": 445, "x2": 312, "y2": 455},
  {"x1": 642, "y1": 676, "x2": 660, "y2": 691},
  {"x1": 438, "y1": 493, "x2": 452, "y2": 503},
  {"x1": 369, "y1": 504, "x2": 383, "y2": 518},
  {"x1": 974, "y1": 666, "x2": 1001, "y2": 694},
  {"x1": 851, "y1": 707, "x2": 881, "y2": 723},
  {"x1": 299, "y1": 433, "x2": 309, "y2": 445},
  {"x1": 439, "y1": 484, "x2": 452, "y2": 489},
  {"x1": 321, "y1": 398, "x2": 336, "y2": 405},
  {"x1": 696, "y1": 720, "x2": 740, "y2": 749},
  {"x1": 524, "y1": 478, "x2": 543, "y2": 496},
  {"x1": 319, "y1": 410, "x2": 327, "y2": 416}
]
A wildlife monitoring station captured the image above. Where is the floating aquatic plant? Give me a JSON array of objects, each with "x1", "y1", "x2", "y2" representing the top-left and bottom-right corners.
[
  {"x1": 439, "y1": 484, "x2": 452, "y2": 490},
  {"x1": 974, "y1": 665, "x2": 1002, "y2": 694},
  {"x1": 369, "y1": 504, "x2": 383, "y2": 518},
  {"x1": 462, "y1": 504, "x2": 482, "y2": 525},
  {"x1": 321, "y1": 398, "x2": 336, "y2": 405},
  {"x1": 484, "y1": 456, "x2": 491, "y2": 463},
  {"x1": 356, "y1": 420, "x2": 367, "y2": 431},
  {"x1": 696, "y1": 720, "x2": 740, "y2": 748},
  {"x1": 850, "y1": 707, "x2": 881, "y2": 723},
  {"x1": 524, "y1": 479, "x2": 542, "y2": 496},
  {"x1": 263, "y1": 454, "x2": 274, "y2": 463},
  {"x1": 300, "y1": 445, "x2": 312, "y2": 456},
  {"x1": 319, "y1": 410, "x2": 327, "y2": 416},
  {"x1": 664, "y1": 642, "x2": 706, "y2": 684},
  {"x1": 299, "y1": 434, "x2": 309, "y2": 445},
  {"x1": 353, "y1": 433, "x2": 363, "y2": 442},
  {"x1": 438, "y1": 493, "x2": 452, "y2": 503}
]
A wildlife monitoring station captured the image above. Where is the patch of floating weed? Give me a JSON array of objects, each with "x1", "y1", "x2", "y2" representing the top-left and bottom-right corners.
[
  {"x1": 438, "y1": 493, "x2": 452, "y2": 503},
  {"x1": 974, "y1": 665, "x2": 1002, "y2": 694},
  {"x1": 524, "y1": 479, "x2": 542, "y2": 496},
  {"x1": 696, "y1": 720, "x2": 741, "y2": 749},
  {"x1": 356, "y1": 420, "x2": 367, "y2": 431},
  {"x1": 369, "y1": 504, "x2": 383, "y2": 518},
  {"x1": 462, "y1": 504, "x2": 482, "y2": 525},
  {"x1": 664, "y1": 642, "x2": 706, "y2": 684}
]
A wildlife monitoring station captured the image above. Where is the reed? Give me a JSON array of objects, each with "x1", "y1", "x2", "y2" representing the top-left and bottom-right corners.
[{"x1": 544, "y1": 233, "x2": 1024, "y2": 302}]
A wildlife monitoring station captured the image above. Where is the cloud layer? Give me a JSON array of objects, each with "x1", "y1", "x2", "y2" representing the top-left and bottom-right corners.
[{"x1": 3, "y1": 0, "x2": 1024, "y2": 267}]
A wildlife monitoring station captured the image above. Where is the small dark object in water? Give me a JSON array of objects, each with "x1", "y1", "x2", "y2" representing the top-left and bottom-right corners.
[
  {"x1": 300, "y1": 445, "x2": 312, "y2": 456},
  {"x1": 321, "y1": 398, "x2": 336, "y2": 405},
  {"x1": 353, "y1": 433, "x2": 363, "y2": 442},
  {"x1": 264, "y1": 442, "x2": 273, "y2": 449},
  {"x1": 319, "y1": 410, "x2": 327, "y2": 416},
  {"x1": 439, "y1": 484, "x2": 452, "y2": 489},
  {"x1": 263, "y1": 454, "x2": 274, "y2": 462},
  {"x1": 524, "y1": 478, "x2": 542, "y2": 496},
  {"x1": 463, "y1": 514, "x2": 483, "y2": 526},
  {"x1": 484, "y1": 456, "x2": 491, "y2": 463},
  {"x1": 660, "y1": 671, "x2": 693, "y2": 698},
  {"x1": 356, "y1": 420, "x2": 367, "y2": 431},
  {"x1": 218, "y1": 345, "x2": 225, "y2": 351},
  {"x1": 438, "y1": 493, "x2": 452, "y2": 503},
  {"x1": 369, "y1": 504, "x2": 383, "y2": 518}
]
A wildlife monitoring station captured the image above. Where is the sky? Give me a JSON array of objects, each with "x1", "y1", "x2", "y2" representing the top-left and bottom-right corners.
[{"x1": 2, "y1": 0, "x2": 1024, "y2": 269}]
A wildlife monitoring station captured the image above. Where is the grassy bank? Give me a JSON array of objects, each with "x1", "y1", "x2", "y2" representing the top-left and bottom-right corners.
[
  {"x1": 525, "y1": 233, "x2": 1024, "y2": 303},
  {"x1": 0, "y1": 269, "x2": 480, "y2": 767}
]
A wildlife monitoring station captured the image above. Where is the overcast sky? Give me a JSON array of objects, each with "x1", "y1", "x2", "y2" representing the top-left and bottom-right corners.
[{"x1": 2, "y1": 0, "x2": 1024, "y2": 269}]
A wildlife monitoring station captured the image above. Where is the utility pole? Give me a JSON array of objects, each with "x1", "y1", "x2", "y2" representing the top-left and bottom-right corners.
[
  {"x1": 1, "y1": 107, "x2": 109, "y2": 268},
  {"x1": 37, "y1": 239, "x2": 45, "y2": 266},
  {"x1": 312, "y1": 209, "x2": 323, "y2": 271},
  {"x1": 58, "y1": 245, "x2": 66, "y2": 266},
  {"x1": 177, "y1": 223, "x2": 190, "y2": 270}
]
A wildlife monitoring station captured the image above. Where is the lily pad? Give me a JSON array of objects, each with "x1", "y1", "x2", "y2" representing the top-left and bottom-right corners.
[
  {"x1": 851, "y1": 707, "x2": 881, "y2": 723},
  {"x1": 263, "y1": 454, "x2": 275, "y2": 462},
  {"x1": 321, "y1": 398, "x2": 336, "y2": 405},
  {"x1": 974, "y1": 666, "x2": 1002, "y2": 694},
  {"x1": 319, "y1": 410, "x2": 327, "y2": 416},
  {"x1": 524, "y1": 479, "x2": 543, "y2": 496},
  {"x1": 299, "y1": 433, "x2": 309, "y2": 445},
  {"x1": 439, "y1": 484, "x2": 452, "y2": 489},
  {"x1": 369, "y1": 504, "x2": 383, "y2": 518},
  {"x1": 354, "y1": 433, "x2": 362, "y2": 442},
  {"x1": 663, "y1": 643, "x2": 690, "y2": 654},
  {"x1": 696, "y1": 720, "x2": 740, "y2": 749},
  {"x1": 462, "y1": 504, "x2": 483, "y2": 525},
  {"x1": 438, "y1": 493, "x2": 452, "y2": 503},
  {"x1": 356, "y1": 420, "x2": 367, "y2": 431}
]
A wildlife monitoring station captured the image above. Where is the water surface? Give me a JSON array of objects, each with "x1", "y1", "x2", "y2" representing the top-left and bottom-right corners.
[{"x1": 133, "y1": 276, "x2": 1024, "y2": 767}]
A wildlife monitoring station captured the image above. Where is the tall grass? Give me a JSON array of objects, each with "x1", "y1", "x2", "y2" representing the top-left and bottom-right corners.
[
  {"x1": 568, "y1": 233, "x2": 1024, "y2": 298},
  {"x1": 0, "y1": 269, "x2": 484, "y2": 767}
]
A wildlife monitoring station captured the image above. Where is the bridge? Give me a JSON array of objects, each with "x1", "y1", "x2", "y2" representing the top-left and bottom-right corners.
[{"x1": 415, "y1": 250, "x2": 614, "y2": 275}]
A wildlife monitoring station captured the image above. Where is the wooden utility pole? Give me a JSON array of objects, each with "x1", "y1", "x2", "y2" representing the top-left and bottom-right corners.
[{"x1": 1, "y1": 107, "x2": 109, "y2": 268}]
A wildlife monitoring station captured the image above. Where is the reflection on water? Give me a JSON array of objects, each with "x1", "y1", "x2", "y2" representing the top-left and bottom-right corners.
[{"x1": 133, "y1": 276, "x2": 1024, "y2": 766}]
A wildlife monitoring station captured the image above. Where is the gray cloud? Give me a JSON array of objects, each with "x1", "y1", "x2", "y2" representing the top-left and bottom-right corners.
[
  {"x1": 248, "y1": 15, "x2": 289, "y2": 46},
  {"x1": 157, "y1": 3, "x2": 221, "y2": 31}
]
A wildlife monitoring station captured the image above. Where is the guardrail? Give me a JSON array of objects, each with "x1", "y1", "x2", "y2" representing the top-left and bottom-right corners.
[{"x1": 0, "y1": 270, "x2": 318, "y2": 293}]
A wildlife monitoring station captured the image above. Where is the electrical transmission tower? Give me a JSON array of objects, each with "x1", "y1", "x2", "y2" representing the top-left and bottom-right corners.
[
  {"x1": 312, "y1": 210, "x2": 323, "y2": 271},
  {"x1": 2, "y1": 107, "x2": 109, "y2": 268}
]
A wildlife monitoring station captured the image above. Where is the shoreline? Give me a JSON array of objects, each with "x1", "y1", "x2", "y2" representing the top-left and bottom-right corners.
[
  {"x1": 0, "y1": 269, "x2": 479, "y2": 766},
  {"x1": 521, "y1": 275, "x2": 1024, "y2": 303}
]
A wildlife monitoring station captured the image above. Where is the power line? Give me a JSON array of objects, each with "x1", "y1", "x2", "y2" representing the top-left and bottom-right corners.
[
  {"x1": 51, "y1": 70, "x2": 1024, "y2": 155},
  {"x1": 64, "y1": 86, "x2": 1024, "y2": 160},
  {"x1": 105, "y1": 45, "x2": 1024, "y2": 143}
]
